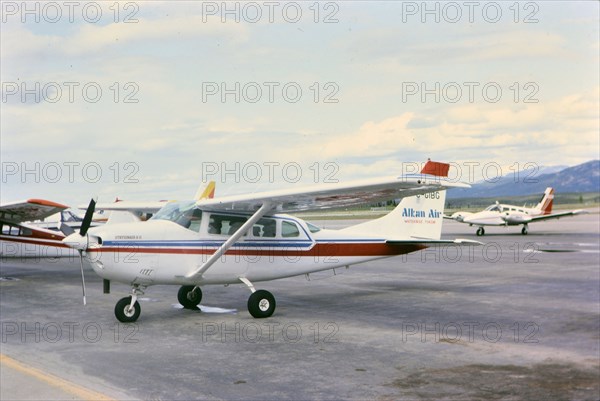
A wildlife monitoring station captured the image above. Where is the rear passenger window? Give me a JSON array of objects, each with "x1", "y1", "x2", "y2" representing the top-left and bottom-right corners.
[{"x1": 282, "y1": 221, "x2": 300, "y2": 238}]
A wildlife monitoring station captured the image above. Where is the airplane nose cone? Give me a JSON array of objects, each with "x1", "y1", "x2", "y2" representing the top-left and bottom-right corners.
[{"x1": 62, "y1": 233, "x2": 88, "y2": 250}]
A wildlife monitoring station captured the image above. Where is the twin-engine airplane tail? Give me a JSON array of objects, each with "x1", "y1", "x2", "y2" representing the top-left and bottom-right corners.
[{"x1": 534, "y1": 187, "x2": 554, "y2": 215}]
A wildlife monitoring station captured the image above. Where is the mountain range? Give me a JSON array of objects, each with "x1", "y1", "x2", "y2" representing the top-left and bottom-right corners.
[{"x1": 447, "y1": 160, "x2": 600, "y2": 199}]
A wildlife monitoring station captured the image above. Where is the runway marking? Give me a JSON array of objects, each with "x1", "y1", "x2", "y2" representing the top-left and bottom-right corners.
[{"x1": 0, "y1": 354, "x2": 116, "y2": 401}]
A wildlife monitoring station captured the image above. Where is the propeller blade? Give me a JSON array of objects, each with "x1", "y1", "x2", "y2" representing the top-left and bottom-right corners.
[
  {"x1": 79, "y1": 198, "x2": 96, "y2": 236},
  {"x1": 59, "y1": 223, "x2": 75, "y2": 236},
  {"x1": 78, "y1": 251, "x2": 87, "y2": 305}
]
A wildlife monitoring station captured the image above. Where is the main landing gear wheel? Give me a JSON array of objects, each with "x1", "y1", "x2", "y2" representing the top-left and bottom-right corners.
[
  {"x1": 521, "y1": 226, "x2": 528, "y2": 235},
  {"x1": 115, "y1": 296, "x2": 140, "y2": 323},
  {"x1": 248, "y1": 290, "x2": 276, "y2": 318},
  {"x1": 177, "y1": 285, "x2": 202, "y2": 309},
  {"x1": 476, "y1": 227, "x2": 485, "y2": 236}
]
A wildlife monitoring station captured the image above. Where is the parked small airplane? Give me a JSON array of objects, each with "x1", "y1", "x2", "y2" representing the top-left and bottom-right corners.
[
  {"x1": 446, "y1": 187, "x2": 586, "y2": 236},
  {"x1": 0, "y1": 199, "x2": 75, "y2": 258},
  {"x1": 61, "y1": 160, "x2": 480, "y2": 322}
]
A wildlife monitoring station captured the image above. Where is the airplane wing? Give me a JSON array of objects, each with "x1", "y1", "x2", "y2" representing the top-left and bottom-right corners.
[
  {"x1": 0, "y1": 199, "x2": 69, "y2": 223},
  {"x1": 184, "y1": 160, "x2": 472, "y2": 281},
  {"x1": 90, "y1": 201, "x2": 170, "y2": 214},
  {"x1": 89, "y1": 181, "x2": 217, "y2": 214},
  {"x1": 530, "y1": 209, "x2": 587, "y2": 222},
  {"x1": 196, "y1": 176, "x2": 468, "y2": 213}
]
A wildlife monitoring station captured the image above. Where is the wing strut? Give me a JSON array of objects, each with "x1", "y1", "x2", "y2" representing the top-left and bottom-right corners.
[{"x1": 184, "y1": 202, "x2": 273, "y2": 280}]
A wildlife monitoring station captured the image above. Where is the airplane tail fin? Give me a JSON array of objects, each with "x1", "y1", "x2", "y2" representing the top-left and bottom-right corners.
[
  {"x1": 342, "y1": 160, "x2": 448, "y2": 240},
  {"x1": 195, "y1": 181, "x2": 216, "y2": 201},
  {"x1": 534, "y1": 187, "x2": 554, "y2": 215}
]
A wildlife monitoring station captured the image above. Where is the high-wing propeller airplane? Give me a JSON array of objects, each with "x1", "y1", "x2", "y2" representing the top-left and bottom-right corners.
[
  {"x1": 446, "y1": 187, "x2": 586, "y2": 236},
  {"x1": 61, "y1": 161, "x2": 480, "y2": 322},
  {"x1": 0, "y1": 199, "x2": 74, "y2": 258}
]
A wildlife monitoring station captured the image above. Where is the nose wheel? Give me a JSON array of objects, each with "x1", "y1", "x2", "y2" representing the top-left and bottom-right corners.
[
  {"x1": 115, "y1": 296, "x2": 141, "y2": 323},
  {"x1": 521, "y1": 225, "x2": 528, "y2": 235},
  {"x1": 476, "y1": 227, "x2": 485, "y2": 236},
  {"x1": 114, "y1": 285, "x2": 145, "y2": 323}
]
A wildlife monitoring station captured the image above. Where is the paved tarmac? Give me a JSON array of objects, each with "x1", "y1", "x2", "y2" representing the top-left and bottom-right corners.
[{"x1": 1, "y1": 213, "x2": 599, "y2": 400}]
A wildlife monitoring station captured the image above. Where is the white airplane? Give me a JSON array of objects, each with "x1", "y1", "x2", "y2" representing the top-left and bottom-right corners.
[
  {"x1": 447, "y1": 187, "x2": 586, "y2": 236},
  {"x1": 61, "y1": 160, "x2": 480, "y2": 322}
]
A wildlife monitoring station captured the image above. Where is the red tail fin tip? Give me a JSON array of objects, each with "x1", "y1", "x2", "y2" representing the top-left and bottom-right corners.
[{"x1": 420, "y1": 160, "x2": 450, "y2": 177}]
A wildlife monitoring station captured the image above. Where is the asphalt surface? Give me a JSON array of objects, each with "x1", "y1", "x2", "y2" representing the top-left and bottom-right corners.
[{"x1": 1, "y1": 213, "x2": 599, "y2": 400}]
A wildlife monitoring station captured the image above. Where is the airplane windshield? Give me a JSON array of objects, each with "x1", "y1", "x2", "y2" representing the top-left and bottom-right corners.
[
  {"x1": 150, "y1": 201, "x2": 202, "y2": 229},
  {"x1": 485, "y1": 205, "x2": 502, "y2": 212}
]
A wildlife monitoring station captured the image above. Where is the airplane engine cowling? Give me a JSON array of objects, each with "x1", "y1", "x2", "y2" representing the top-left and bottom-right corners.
[{"x1": 501, "y1": 215, "x2": 532, "y2": 224}]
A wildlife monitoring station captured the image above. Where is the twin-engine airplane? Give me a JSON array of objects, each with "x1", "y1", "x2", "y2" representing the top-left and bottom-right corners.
[
  {"x1": 447, "y1": 187, "x2": 586, "y2": 236},
  {"x1": 61, "y1": 161, "x2": 480, "y2": 322}
]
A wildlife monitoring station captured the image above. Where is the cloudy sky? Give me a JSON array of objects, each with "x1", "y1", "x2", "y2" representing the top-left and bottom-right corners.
[{"x1": 1, "y1": 1, "x2": 598, "y2": 205}]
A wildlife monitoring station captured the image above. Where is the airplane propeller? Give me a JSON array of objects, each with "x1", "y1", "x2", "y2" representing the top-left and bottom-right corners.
[{"x1": 60, "y1": 198, "x2": 97, "y2": 305}]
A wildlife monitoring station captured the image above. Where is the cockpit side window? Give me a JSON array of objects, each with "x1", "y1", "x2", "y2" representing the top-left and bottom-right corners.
[{"x1": 282, "y1": 221, "x2": 300, "y2": 238}]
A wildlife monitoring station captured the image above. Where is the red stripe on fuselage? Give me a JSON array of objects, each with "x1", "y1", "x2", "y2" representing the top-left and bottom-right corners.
[{"x1": 88, "y1": 242, "x2": 426, "y2": 257}]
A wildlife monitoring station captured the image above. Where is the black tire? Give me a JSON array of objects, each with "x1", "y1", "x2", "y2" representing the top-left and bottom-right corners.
[
  {"x1": 476, "y1": 227, "x2": 485, "y2": 236},
  {"x1": 178, "y1": 285, "x2": 202, "y2": 309},
  {"x1": 521, "y1": 226, "x2": 528, "y2": 235},
  {"x1": 115, "y1": 296, "x2": 140, "y2": 323},
  {"x1": 248, "y1": 290, "x2": 276, "y2": 319}
]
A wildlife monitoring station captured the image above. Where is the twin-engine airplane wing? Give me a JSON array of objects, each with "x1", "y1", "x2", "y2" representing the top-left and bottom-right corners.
[
  {"x1": 528, "y1": 209, "x2": 586, "y2": 222},
  {"x1": 0, "y1": 199, "x2": 69, "y2": 224}
]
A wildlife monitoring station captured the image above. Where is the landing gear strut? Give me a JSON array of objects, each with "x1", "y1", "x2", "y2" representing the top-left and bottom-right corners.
[
  {"x1": 178, "y1": 285, "x2": 202, "y2": 309},
  {"x1": 521, "y1": 225, "x2": 528, "y2": 235},
  {"x1": 114, "y1": 285, "x2": 145, "y2": 323},
  {"x1": 476, "y1": 227, "x2": 485, "y2": 236},
  {"x1": 240, "y1": 277, "x2": 276, "y2": 318}
]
